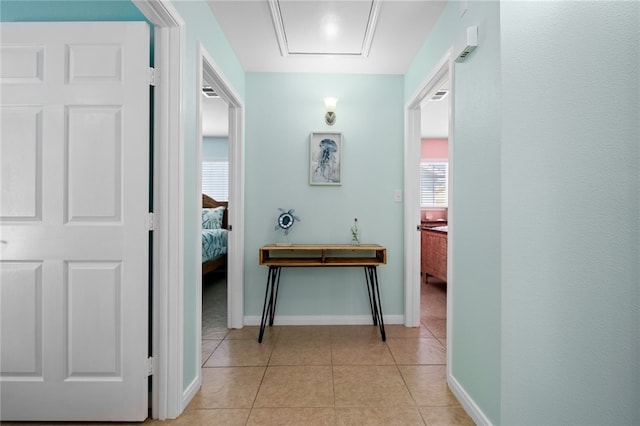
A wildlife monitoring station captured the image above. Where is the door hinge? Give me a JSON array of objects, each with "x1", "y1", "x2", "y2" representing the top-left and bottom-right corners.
[
  {"x1": 147, "y1": 212, "x2": 157, "y2": 231},
  {"x1": 146, "y1": 357, "x2": 155, "y2": 376},
  {"x1": 148, "y1": 67, "x2": 157, "y2": 86}
]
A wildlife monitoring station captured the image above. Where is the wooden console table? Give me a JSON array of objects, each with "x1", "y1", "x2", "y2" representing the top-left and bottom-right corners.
[{"x1": 258, "y1": 244, "x2": 387, "y2": 342}]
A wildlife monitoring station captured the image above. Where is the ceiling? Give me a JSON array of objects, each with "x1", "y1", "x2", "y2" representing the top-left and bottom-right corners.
[
  {"x1": 202, "y1": 0, "x2": 449, "y2": 138},
  {"x1": 207, "y1": 0, "x2": 447, "y2": 74}
]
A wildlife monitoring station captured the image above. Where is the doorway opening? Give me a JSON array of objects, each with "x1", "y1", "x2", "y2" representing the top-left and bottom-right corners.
[
  {"x1": 200, "y1": 79, "x2": 230, "y2": 353},
  {"x1": 404, "y1": 52, "x2": 454, "y2": 372},
  {"x1": 417, "y1": 77, "x2": 450, "y2": 354},
  {"x1": 195, "y1": 43, "x2": 245, "y2": 387}
]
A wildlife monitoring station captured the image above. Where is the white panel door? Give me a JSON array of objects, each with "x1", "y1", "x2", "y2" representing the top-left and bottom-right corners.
[{"x1": 0, "y1": 22, "x2": 150, "y2": 421}]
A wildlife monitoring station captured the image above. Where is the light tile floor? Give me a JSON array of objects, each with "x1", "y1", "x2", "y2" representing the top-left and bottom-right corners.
[
  {"x1": 185, "y1": 273, "x2": 474, "y2": 425},
  {"x1": 6, "y1": 274, "x2": 474, "y2": 425}
]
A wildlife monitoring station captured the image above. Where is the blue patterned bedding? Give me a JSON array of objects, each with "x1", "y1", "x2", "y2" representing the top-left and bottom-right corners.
[{"x1": 202, "y1": 228, "x2": 228, "y2": 263}]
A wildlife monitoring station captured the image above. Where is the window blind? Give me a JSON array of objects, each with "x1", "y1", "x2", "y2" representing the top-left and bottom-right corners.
[
  {"x1": 420, "y1": 162, "x2": 448, "y2": 207},
  {"x1": 202, "y1": 160, "x2": 228, "y2": 201}
]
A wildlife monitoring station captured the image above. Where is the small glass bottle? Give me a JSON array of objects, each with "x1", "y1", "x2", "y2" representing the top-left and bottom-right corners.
[{"x1": 351, "y1": 218, "x2": 360, "y2": 246}]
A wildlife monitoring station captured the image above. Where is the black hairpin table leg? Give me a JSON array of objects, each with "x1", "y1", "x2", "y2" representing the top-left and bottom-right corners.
[
  {"x1": 364, "y1": 266, "x2": 386, "y2": 341},
  {"x1": 364, "y1": 266, "x2": 378, "y2": 325},
  {"x1": 259, "y1": 266, "x2": 281, "y2": 343}
]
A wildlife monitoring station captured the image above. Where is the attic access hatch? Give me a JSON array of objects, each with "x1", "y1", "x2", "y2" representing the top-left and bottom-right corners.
[{"x1": 268, "y1": 0, "x2": 382, "y2": 57}]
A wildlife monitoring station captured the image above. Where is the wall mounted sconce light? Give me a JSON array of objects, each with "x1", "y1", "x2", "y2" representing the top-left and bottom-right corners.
[{"x1": 324, "y1": 97, "x2": 337, "y2": 126}]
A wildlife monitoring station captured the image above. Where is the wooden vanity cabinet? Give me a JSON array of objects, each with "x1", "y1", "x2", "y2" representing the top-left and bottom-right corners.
[{"x1": 421, "y1": 227, "x2": 447, "y2": 282}]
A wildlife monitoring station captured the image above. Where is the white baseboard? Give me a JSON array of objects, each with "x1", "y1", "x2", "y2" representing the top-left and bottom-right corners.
[
  {"x1": 243, "y1": 315, "x2": 405, "y2": 326},
  {"x1": 181, "y1": 374, "x2": 201, "y2": 413},
  {"x1": 448, "y1": 373, "x2": 493, "y2": 426}
]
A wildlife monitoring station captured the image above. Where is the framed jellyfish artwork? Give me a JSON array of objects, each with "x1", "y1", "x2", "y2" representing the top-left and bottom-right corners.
[{"x1": 309, "y1": 132, "x2": 343, "y2": 185}]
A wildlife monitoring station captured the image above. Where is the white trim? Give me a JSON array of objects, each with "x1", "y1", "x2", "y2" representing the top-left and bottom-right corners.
[
  {"x1": 181, "y1": 375, "x2": 201, "y2": 414},
  {"x1": 267, "y1": 0, "x2": 380, "y2": 58},
  {"x1": 243, "y1": 315, "x2": 405, "y2": 326},
  {"x1": 404, "y1": 49, "x2": 460, "y2": 402},
  {"x1": 194, "y1": 41, "x2": 246, "y2": 409},
  {"x1": 445, "y1": 56, "x2": 456, "y2": 380},
  {"x1": 227, "y1": 104, "x2": 245, "y2": 330},
  {"x1": 404, "y1": 50, "x2": 454, "y2": 369},
  {"x1": 195, "y1": 49, "x2": 205, "y2": 412},
  {"x1": 360, "y1": 0, "x2": 382, "y2": 58},
  {"x1": 403, "y1": 106, "x2": 422, "y2": 328},
  {"x1": 404, "y1": 52, "x2": 453, "y2": 329},
  {"x1": 404, "y1": 52, "x2": 451, "y2": 327},
  {"x1": 133, "y1": 0, "x2": 184, "y2": 420},
  {"x1": 267, "y1": 0, "x2": 287, "y2": 57},
  {"x1": 197, "y1": 44, "x2": 245, "y2": 331},
  {"x1": 448, "y1": 374, "x2": 493, "y2": 426}
]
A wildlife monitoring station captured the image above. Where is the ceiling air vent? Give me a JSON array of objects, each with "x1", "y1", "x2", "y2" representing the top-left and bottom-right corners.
[
  {"x1": 430, "y1": 90, "x2": 448, "y2": 101},
  {"x1": 202, "y1": 86, "x2": 219, "y2": 98}
]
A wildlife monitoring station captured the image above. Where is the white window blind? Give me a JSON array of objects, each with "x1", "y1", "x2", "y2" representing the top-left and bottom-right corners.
[
  {"x1": 202, "y1": 160, "x2": 228, "y2": 201},
  {"x1": 420, "y1": 161, "x2": 448, "y2": 207}
]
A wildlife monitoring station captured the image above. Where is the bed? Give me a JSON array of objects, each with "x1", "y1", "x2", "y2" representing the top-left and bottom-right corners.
[{"x1": 202, "y1": 194, "x2": 228, "y2": 275}]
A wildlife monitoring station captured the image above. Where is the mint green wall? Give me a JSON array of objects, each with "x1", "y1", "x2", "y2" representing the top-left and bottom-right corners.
[
  {"x1": 500, "y1": 1, "x2": 639, "y2": 424},
  {"x1": 202, "y1": 137, "x2": 229, "y2": 159},
  {"x1": 407, "y1": 1, "x2": 640, "y2": 424},
  {"x1": 450, "y1": 3, "x2": 503, "y2": 424},
  {"x1": 245, "y1": 73, "x2": 405, "y2": 318},
  {"x1": 406, "y1": 2, "x2": 503, "y2": 423},
  {"x1": 169, "y1": 1, "x2": 245, "y2": 391}
]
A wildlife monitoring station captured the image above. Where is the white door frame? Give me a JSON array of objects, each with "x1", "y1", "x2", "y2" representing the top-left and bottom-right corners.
[
  {"x1": 196, "y1": 43, "x2": 245, "y2": 331},
  {"x1": 405, "y1": 45, "x2": 490, "y2": 426},
  {"x1": 193, "y1": 42, "x2": 245, "y2": 401},
  {"x1": 132, "y1": 0, "x2": 184, "y2": 420},
  {"x1": 404, "y1": 50, "x2": 454, "y2": 373},
  {"x1": 134, "y1": 1, "x2": 245, "y2": 419}
]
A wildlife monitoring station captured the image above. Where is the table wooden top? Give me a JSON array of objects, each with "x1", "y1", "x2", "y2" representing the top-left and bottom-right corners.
[{"x1": 259, "y1": 244, "x2": 386, "y2": 267}]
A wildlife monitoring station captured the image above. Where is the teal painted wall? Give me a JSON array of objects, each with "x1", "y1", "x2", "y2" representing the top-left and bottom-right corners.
[
  {"x1": 449, "y1": 3, "x2": 503, "y2": 424},
  {"x1": 406, "y1": 2, "x2": 503, "y2": 423},
  {"x1": 245, "y1": 73, "x2": 405, "y2": 319},
  {"x1": 407, "y1": 1, "x2": 639, "y2": 424},
  {"x1": 168, "y1": 0, "x2": 245, "y2": 391},
  {"x1": 0, "y1": 0, "x2": 147, "y2": 22},
  {"x1": 202, "y1": 137, "x2": 229, "y2": 159},
  {"x1": 500, "y1": 1, "x2": 639, "y2": 424}
]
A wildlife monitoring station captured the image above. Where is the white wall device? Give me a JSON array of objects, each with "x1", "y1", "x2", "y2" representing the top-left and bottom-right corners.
[{"x1": 455, "y1": 26, "x2": 478, "y2": 63}]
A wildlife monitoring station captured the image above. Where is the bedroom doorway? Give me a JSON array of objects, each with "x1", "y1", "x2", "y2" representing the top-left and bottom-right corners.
[
  {"x1": 418, "y1": 77, "x2": 450, "y2": 352},
  {"x1": 195, "y1": 43, "x2": 245, "y2": 382},
  {"x1": 200, "y1": 82, "x2": 230, "y2": 349},
  {"x1": 404, "y1": 52, "x2": 453, "y2": 370}
]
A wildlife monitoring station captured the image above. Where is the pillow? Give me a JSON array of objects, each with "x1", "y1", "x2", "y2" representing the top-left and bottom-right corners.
[{"x1": 202, "y1": 206, "x2": 225, "y2": 229}]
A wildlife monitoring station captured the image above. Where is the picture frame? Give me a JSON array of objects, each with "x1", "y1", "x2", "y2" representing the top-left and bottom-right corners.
[{"x1": 309, "y1": 131, "x2": 343, "y2": 185}]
